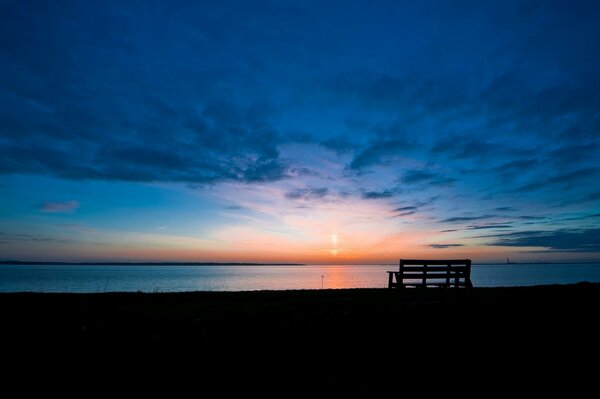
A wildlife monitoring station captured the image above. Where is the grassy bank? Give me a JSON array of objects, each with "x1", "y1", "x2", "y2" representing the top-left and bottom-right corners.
[
  {"x1": 1, "y1": 283, "x2": 598, "y2": 351},
  {"x1": 2, "y1": 283, "x2": 598, "y2": 390}
]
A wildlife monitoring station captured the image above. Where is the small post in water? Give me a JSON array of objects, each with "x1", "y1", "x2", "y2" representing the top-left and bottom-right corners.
[{"x1": 321, "y1": 275, "x2": 324, "y2": 289}]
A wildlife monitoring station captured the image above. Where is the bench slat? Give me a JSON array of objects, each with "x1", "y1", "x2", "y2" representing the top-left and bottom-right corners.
[
  {"x1": 398, "y1": 270, "x2": 467, "y2": 275},
  {"x1": 402, "y1": 282, "x2": 470, "y2": 287},
  {"x1": 401, "y1": 266, "x2": 467, "y2": 272},
  {"x1": 400, "y1": 259, "x2": 470, "y2": 266},
  {"x1": 399, "y1": 270, "x2": 467, "y2": 275},
  {"x1": 400, "y1": 275, "x2": 466, "y2": 280}
]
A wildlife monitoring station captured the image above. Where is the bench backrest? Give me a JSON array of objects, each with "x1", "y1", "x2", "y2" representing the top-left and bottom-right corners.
[{"x1": 398, "y1": 259, "x2": 472, "y2": 287}]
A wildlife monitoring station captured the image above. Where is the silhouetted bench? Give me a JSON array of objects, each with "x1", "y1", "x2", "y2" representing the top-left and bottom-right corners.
[{"x1": 387, "y1": 259, "x2": 473, "y2": 289}]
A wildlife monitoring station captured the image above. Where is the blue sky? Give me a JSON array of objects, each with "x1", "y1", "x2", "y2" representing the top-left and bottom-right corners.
[{"x1": 1, "y1": 0, "x2": 599, "y2": 262}]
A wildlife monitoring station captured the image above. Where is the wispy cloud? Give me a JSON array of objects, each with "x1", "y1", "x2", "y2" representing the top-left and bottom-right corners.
[
  {"x1": 440, "y1": 215, "x2": 497, "y2": 223},
  {"x1": 0, "y1": 232, "x2": 72, "y2": 244},
  {"x1": 440, "y1": 223, "x2": 512, "y2": 232},
  {"x1": 394, "y1": 210, "x2": 417, "y2": 217},
  {"x1": 429, "y1": 244, "x2": 464, "y2": 249},
  {"x1": 401, "y1": 169, "x2": 455, "y2": 187},
  {"x1": 517, "y1": 216, "x2": 546, "y2": 220},
  {"x1": 285, "y1": 187, "x2": 329, "y2": 201},
  {"x1": 466, "y1": 224, "x2": 512, "y2": 230},
  {"x1": 485, "y1": 228, "x2": 600, "y2": 252},
  {"x1": 515, "y1": 168, "x2": 599, "y2": 192},
  {"x1": 394, "y1": 206, "x2": 418, "y2": 212},
  {"x1": 40, "y1": 200, "x2": 79, "y2": 214},
  {"x1": 362, "y1": 190, "x2": 394, "y2": 199}
]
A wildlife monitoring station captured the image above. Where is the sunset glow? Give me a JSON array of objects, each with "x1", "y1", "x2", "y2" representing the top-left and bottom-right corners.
[{"x1": 1, "y1": 1, "x2": 599, "y2": 264}]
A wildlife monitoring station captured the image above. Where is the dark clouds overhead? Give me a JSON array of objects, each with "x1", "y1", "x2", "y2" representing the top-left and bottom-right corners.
[{"x1": 0, "y1": 0, "x2": 599, "y2": 207}]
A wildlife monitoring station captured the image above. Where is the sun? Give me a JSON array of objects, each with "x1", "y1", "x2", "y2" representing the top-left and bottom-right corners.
[{"x1": 329, "y1": 233, "x2": 339, "y2": 256}]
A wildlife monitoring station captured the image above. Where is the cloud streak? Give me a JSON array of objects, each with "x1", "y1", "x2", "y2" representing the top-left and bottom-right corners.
[
  {"x1": 285, "y1": 187, "x2": 329, "y2": 201},
  {"x1": 40, "y1": 200, "x2": 79, "y2": 214},
  {"x1": 486, "y1": 229, "x2": 600, "y2": 252},
  {"x1": 440, "y1": 215, "x2": 497, "y2": 223}
]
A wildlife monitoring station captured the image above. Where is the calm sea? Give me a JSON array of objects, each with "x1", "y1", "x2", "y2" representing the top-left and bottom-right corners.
[{"x1": 1, "y1": 263, "x2": 600, "y2": 293}]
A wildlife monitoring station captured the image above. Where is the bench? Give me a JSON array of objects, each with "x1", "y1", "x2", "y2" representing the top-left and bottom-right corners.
[{"x1": 387, "y1": 259, "x2": 473, "y2": 289}]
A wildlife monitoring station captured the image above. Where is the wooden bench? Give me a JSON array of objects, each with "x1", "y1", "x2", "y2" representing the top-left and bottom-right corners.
[{"x1": 387, "y1": 259, "x2": 473, "y2": 289}]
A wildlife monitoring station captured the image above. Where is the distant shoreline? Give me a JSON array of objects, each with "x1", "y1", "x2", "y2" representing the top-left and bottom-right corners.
[
  {"x1": 0, "y1": 261, "x2": 305, "y2": 266},
  {"x1": 1, "y1": 260, "x2": 599, "y2": 267}
]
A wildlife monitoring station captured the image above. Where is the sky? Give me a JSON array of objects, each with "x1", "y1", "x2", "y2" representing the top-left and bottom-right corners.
[{"x1": 1, "y1": 0, "x2": 599, "y2": 263}]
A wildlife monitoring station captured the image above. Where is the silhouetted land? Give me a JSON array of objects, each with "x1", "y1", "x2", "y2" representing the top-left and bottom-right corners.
[
  {"x1": 2, "y1": 284, "x2": 597, "y2": 389},
  {"x1": 0, "y1": 260, "x2": 305, "y2": 266}
]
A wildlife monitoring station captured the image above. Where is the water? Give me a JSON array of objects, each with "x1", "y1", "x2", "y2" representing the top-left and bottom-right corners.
[{"x1": 1, "y1": 263, "x2": 600, "y2": 293}]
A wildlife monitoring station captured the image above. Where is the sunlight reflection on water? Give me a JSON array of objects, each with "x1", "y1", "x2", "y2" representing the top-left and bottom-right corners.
[{"x1": 0, "y1": 263, "x2": 599, "y2": 292}]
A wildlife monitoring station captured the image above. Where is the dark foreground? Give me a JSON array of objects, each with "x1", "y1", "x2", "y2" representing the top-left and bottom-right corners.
[{"x1": 2, "y1": 284, "x2": 598, "y2": 389}]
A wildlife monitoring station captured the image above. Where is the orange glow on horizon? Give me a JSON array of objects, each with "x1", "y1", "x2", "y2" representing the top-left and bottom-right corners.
[{"x1": 3, "y1": 177, "x2": 585, "y2": 264}]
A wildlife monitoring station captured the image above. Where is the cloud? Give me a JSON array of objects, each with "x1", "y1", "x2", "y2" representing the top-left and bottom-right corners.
[
  {"x1": 516, "y1": 168, "x2": 600, "y2": 192},
  {"x1": 40, "y1": 200, "x2": 79, "y2": 214},
  {"x1": 0, "y1": 96, "x2": 291, "y2": 184},
  {"x1": 549, "y1": 143, "x2": 600, "y2": 167},
  {"x1": 0, "y1": 232, "x2": 71, "y2": 244},
  {"x1": 440, "y1": 215, "x2": 497, "y2": 223},
  {"x1": 431, "y1": 137, "x2": 505, "y2": 162},
  {"x1": 440, "y1": 223, "x2": 512, "y2": 232},
  {"x1": 495, "y1": 207, "x2": 517, "y2": 212},
  {"x1": 350, "y1": 137, "x2": 414, "y2": 170},
  {"x1": 391, "y1": 205, "x2": 420, "y2": 217},
  {"x1": 61, "y1": 224, "x2": 98, "y2": 233},
  {"x1": 555, "y1": 189, "x2": 600, "y2": 207},
  {"x1": 486, "y1": 228, "x2": 600, "y2": 252},
  {"x1": 394, "y1": 211, "x2": 417, "y2": 217},
  {"x1": 517, "y1": 216, "x2": 546, "y2": 220},
  {"x1": 362, "y1": 190, "x2": 394, "y2": 199},
  {"x1": 494, "y1": 159, "x2": 540, "y2": 171},
  {"x1": 390, "y1": 201, "x2": 441, "y2": 216},
  {"x1": 320, "y1": 136, "x2": 361, "y2": 155},
  {"x1": 429, "y1": 244, "x2": 464, "y2": 249},
  {"x1": 394, "y1": 206, "x2": 418, "y2": 212},
  {"x1": 402, "y1": 170, "x2": 437, "y2": 184},
  {"x1": 466, "y1": 224, "x2": 512, "y2": 230},
  {"x1": 0, "y1": 1, "x2": 293, "y2": 186},
  {"x1": 285, "y1": 187, "x2": 329, "y2": 201},
  {"x1": 401, "y1": 169, "x2": 456, "y2": 187}
]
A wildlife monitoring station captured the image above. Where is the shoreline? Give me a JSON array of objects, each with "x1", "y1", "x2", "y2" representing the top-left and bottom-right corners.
[
  {"x1": 0, "y1": 260, "x2": 306, "y2": 266},
  {"x1": 2, "y1": 283, "x2": 598, "y2": 342},
  {"x1": 0, "y1": 281, "x2": 597, "y2": 295}
]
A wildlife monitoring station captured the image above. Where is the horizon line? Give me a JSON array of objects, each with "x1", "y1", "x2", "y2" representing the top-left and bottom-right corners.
[{"x1": 2, "y1": 260, "x2": 600, "y2": 266}]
